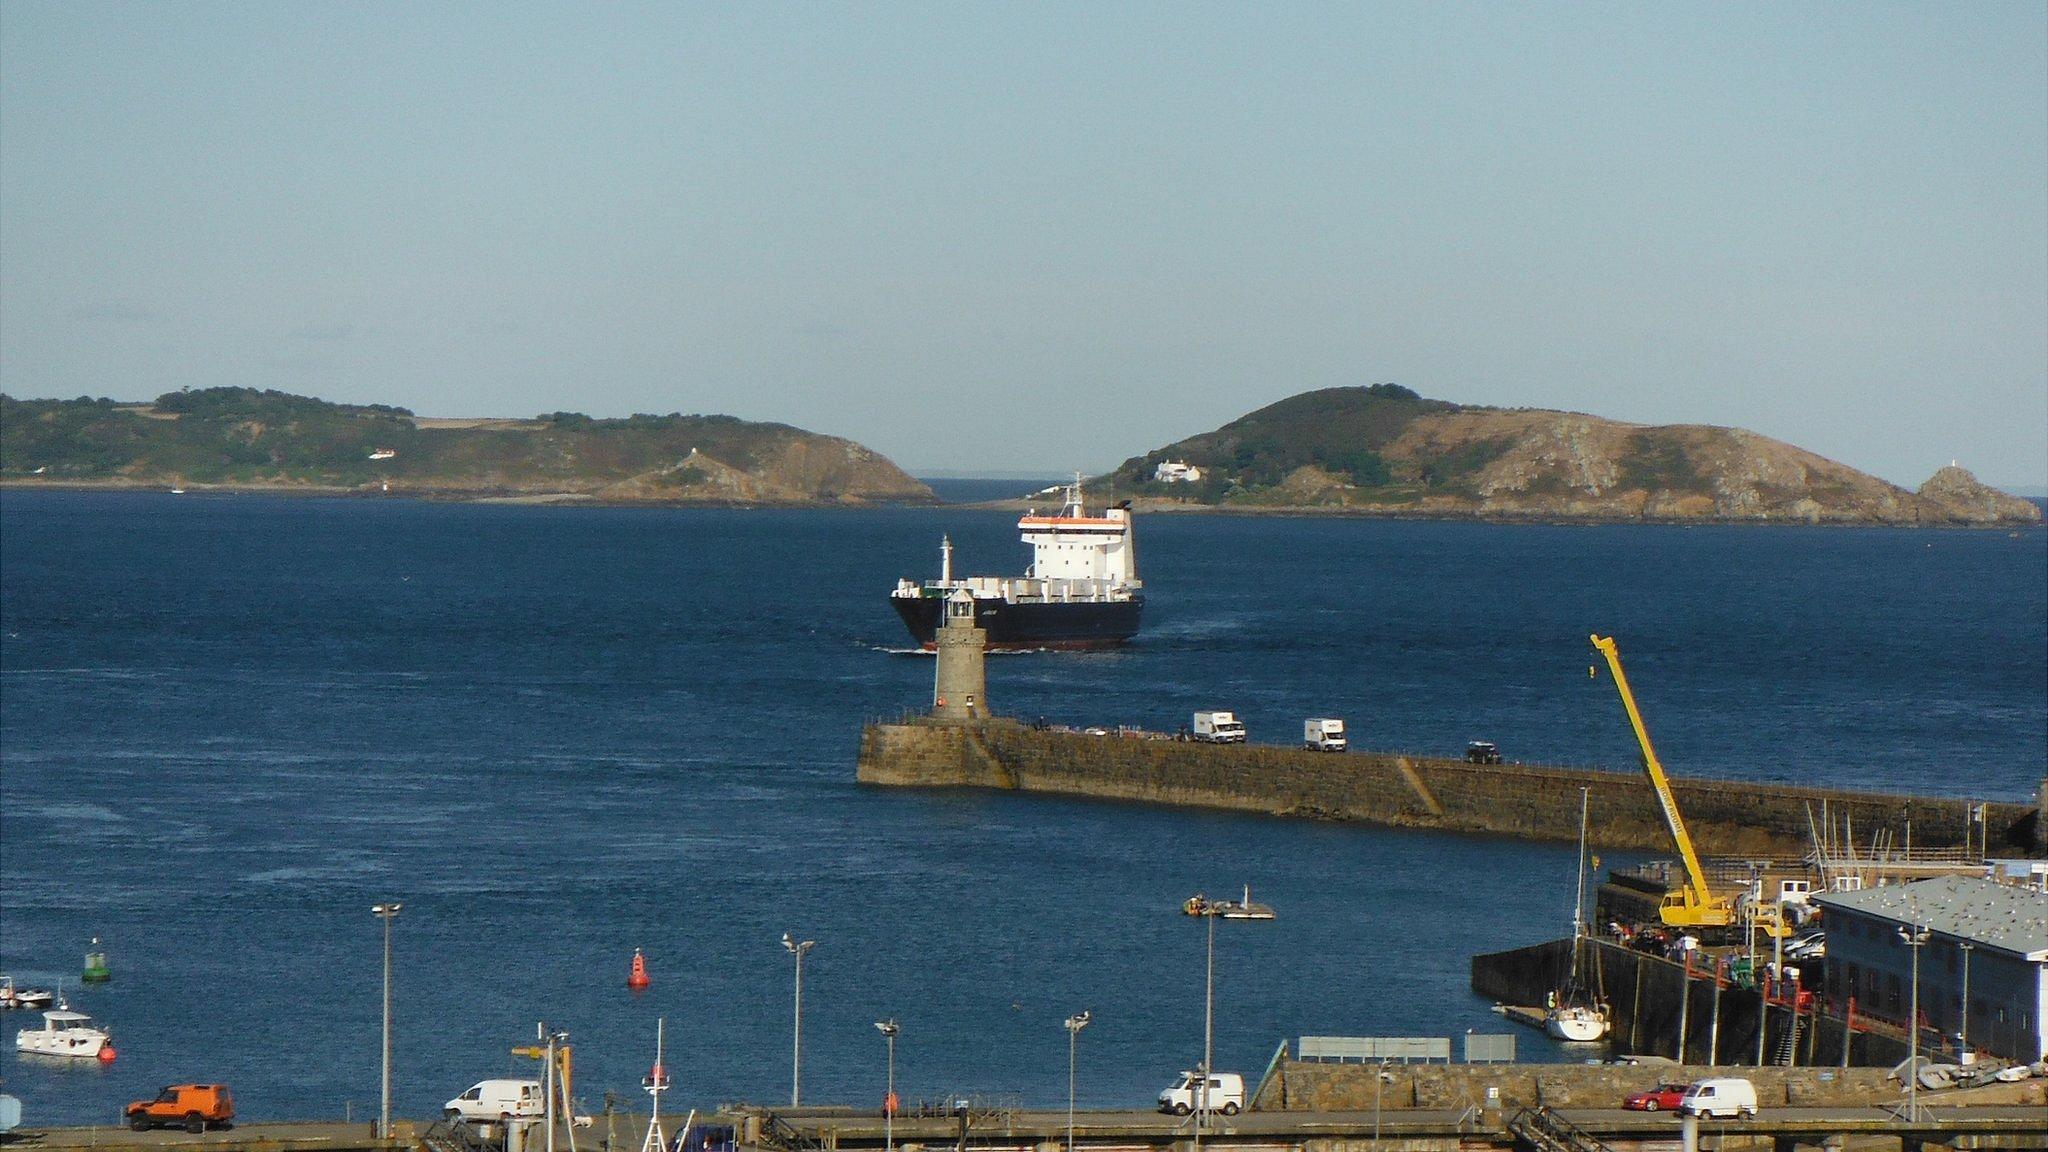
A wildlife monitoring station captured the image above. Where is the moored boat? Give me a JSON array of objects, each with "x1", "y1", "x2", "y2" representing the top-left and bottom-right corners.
[
  {"x1": 1544, "y1": 1002, "x2": 1610, "y2": 1043},
  {"x1": 14, "y1": 1009, "x2": 112, "y2": 1059},
  {"x1": 1545, "y1": 788, "x2": 1611, "y2": 1043},
  {"x1": 0, "y1": 977, "x2": 54, "y2": 1011}
]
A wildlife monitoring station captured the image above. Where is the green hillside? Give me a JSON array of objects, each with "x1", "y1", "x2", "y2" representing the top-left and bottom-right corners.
[
  {"x1": 1105, "y1": 384, "x2": 1453, "y2": 500},
  {"x1": 0, "y1": 388, "x2": 932, "y2": 503}
]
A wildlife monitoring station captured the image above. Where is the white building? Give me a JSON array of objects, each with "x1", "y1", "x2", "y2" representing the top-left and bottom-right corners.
[
  {"x1": 1153, "y1": 460, "x2": 1202, "y2": 483},
  {"x1": 1812, "y1": 874, "x2": 2048, "y2": 1062}
]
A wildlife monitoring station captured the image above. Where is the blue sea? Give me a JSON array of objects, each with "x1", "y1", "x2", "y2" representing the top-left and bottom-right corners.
[{"x1": 2, "y1": 489, "x2": 2042, "y2": 1127}]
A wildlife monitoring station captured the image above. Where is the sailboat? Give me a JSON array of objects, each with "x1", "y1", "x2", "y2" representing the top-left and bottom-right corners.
[{"x1": 1546, "y1": 788, "x2": 1612, "y2": 1043}]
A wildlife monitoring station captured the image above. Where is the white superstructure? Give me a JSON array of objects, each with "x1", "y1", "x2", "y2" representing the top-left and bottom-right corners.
[{"x1": 1017, "y1": 479, "x2": 1139, "y2": 587}]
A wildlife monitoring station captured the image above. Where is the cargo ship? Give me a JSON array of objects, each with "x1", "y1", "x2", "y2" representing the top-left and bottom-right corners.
[{"x1": 890, "y1": 478, "x2": 1142, "y2": 650}]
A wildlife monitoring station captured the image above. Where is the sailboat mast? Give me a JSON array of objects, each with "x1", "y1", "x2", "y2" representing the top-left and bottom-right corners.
[{"x1": 1573, "y1": 786, "x2": 1589, "y2": 942}]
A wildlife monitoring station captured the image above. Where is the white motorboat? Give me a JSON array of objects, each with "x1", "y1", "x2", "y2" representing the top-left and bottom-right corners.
[
  {"x1": 0, "y1": 977, "x2": 55, "y2": 1011},
  {"x1": 14, "y1": 1009, "x2": 112, "y2": 1059}
]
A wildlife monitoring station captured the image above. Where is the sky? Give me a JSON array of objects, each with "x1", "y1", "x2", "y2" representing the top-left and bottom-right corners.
[{"x1": 2, "y1": 4, "x2": 2044, "y2": 486}]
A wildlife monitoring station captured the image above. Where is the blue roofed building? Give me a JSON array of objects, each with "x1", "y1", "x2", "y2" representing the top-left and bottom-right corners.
[{"x1": 1813, "y1": 874, "x2": 2048, "y2": 1063}]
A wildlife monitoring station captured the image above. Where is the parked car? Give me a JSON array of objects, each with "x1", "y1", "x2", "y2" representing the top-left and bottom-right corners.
[
  {"x1": 127, "y1": 1084, "x2": 234, "y2": 1132},
  {"x1": 1465, "y1": 741, "x2": 1502, "y2": 764},
  {"x1": 1678, "y1": 1078, "x2": 1758, "y2": 1119},
  {"x1": 1623, "y1": 1083, "x2": 1691, "y2": 1111},
  {"x1": 1157, "y1": 1070, "x2": 1244, "y2": 1115},
  {"x1": 1784, "y1": 931, "x2": 1825, "y2": 961},
  {"x1": 445, "y1": 1079, "x2": 545, "y2": 1122}
]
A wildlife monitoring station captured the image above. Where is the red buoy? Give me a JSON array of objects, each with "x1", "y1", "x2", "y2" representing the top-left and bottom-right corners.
[
  {"x1": 627, "y1": 948, "x2": 651, "y2": 991},
  {"x1": 98, "y1": 1045, "x2": 117, "y2": 1064}
]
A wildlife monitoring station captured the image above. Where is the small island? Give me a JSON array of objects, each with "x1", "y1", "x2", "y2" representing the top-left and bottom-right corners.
[
  {"x1": 1104, "y1": 386, "x2": 2041, "y2": 526},
  {"x1": 0, "y1": 388, "x2": 935, "y2": 505}
]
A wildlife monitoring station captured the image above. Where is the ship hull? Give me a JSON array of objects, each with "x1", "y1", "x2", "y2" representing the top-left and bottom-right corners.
[{"x1": 891, "y1": 594, "x2": 1143, "y2": 651}]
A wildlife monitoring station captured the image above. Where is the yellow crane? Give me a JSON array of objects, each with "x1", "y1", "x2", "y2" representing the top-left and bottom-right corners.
[{"x1": 1589, "y1": 634, "x2": 1736, "y2": 928}]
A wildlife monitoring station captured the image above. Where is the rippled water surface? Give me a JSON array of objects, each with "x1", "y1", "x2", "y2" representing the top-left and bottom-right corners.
[{"x1": 2, "y1": 491, "x2": 2042, "y2": 1126}]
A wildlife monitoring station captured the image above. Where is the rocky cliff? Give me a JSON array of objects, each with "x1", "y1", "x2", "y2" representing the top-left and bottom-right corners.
[
  {"x1": 1110, "y1": 386, "x2": 2040, "y2": 525},
  {"x1": 0, "y1": 388, "x2": 934, "y2": 504},
  {"x1": 1916, "y1": 464, "x2": 2043, "y2": 524}
]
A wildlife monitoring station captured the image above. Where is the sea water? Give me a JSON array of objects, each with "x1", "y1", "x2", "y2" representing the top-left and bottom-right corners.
[{"x1": 1, "y1": 490, "x2": 2041, "y2": 1125}]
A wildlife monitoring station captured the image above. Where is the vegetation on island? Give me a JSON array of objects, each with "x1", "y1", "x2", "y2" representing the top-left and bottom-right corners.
[
  {"x1": 1107, "y1": 384, "x2": 1495, "y2": 504},
  {"x1": 1103, "y1": 385, "x2": 2040, "y2": 525},
  {"x1": 0, "y1": 388, "x2": 932, "y2": 503}
]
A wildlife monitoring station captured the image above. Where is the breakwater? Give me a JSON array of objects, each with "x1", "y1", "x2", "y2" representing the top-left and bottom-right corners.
[{"x1": 856, "y1": 720, "x2": 2043, "y2": 856}]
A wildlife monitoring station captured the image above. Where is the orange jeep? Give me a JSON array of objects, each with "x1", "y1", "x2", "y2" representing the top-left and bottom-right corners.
[{"x1": 127, "y1": 1084, "x2": 234, "y2": 1132}]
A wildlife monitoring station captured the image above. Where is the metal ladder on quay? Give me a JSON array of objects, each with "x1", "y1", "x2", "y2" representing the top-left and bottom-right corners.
[
  {"x1": 1773, "y1": 1005, "x2": 1804, "y2": 1066},
  {"x1": 753, "y1": 1111, "x2": 826, "y2": 1152},
  {"x1": 1506, "y1": 1107, "x2": 1617, "y2": 1152},
  {"x1": 418, "y1": 1120, "x2": 498, "y2": 1152}
]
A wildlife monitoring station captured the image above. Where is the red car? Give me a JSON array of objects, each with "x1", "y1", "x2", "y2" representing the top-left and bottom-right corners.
[{"x1": 1624, "y1": 1083, "x2": 1691, "y2": 1112}]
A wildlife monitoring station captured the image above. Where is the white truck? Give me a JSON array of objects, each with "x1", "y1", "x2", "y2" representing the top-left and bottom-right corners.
[
  {"x1": 1191, "y1": 711, "x2": 1247, "y2": 743},
  {"x1": 1303, "y1": 718, "x2": 1347, "y2": 752}
]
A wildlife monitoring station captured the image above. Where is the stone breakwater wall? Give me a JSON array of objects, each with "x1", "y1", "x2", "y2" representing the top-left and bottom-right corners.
[
  {"x1": 1255, "y1": 1059, "x2": 2045, "y2": 1112},
  {"x1": 1256, "y1": 1060, "x2": 1903, "y2": 1112},
  {"x1": 856, "y1": 721, "x2": 2043, "y2": 856}
]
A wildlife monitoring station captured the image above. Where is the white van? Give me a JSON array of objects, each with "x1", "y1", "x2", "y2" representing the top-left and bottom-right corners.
[
  {"x1": 1157, "y1": 1070, "x2": 1245, "y2": 1115},
  {"x1": 1678, "y1": 1078, "x2": 1757, "y2": 1119},
  {"x1": 445, "y1": 1079, "x2": 545, "y2": 1122}
]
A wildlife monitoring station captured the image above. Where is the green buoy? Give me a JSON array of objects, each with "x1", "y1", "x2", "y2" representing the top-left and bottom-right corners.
[{"x1": 82, "y1": 938, "x2": 110, "y2": 984}]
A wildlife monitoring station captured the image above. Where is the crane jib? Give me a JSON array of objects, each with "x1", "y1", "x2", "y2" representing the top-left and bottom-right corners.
[{"x1": 1590, "y1": 634, "x2": 1730, "y2": 926}]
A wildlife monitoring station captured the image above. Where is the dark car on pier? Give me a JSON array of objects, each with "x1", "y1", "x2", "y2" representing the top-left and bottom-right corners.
[{"x1": 1623, "y1": 1083, "x2": 1691, "y2": 1112}]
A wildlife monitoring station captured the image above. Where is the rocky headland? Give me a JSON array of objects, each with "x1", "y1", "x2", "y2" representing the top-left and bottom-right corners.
[{"x1": 1106, "y1": 386, "x2": 2041, "y2": 526}]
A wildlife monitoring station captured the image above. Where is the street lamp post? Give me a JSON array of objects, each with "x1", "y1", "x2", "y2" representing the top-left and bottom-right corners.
[
  {"x1": 1373, "y1": 1061, "x2": 1391, "y2": 1151},
  {"x1": 875, "y1": 1019, "x2": 899, "y2": 1152},
  {"x1": 1182, "y1": 888, "x2": 1274, "y2": 1152},
  {"x1": 370, "y1": 901, "x2": 401, "y2": 1131},
  {"x1": 782, "y1": 933, "x2": 815, "y2": 1107},
  {"x1": 1064, "y1": 1011, "x2": 1091, "y2": 1152},
  {"x1": 1896, "y1": 923, "x2": 1930, "y2": 1122},
  {"x1": 1957, "y1": 941, "x2": 1975, "y2": 1056}
]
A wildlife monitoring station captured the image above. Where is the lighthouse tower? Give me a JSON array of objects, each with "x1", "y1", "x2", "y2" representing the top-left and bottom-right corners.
[{"x1": 932, "y1": 588, "x2": 988, "y2": 721}]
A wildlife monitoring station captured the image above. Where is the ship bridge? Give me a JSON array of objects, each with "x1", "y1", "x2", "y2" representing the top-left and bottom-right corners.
[{"x1": 1019, "y1": 478, "x2": 1138, "y2": 587}]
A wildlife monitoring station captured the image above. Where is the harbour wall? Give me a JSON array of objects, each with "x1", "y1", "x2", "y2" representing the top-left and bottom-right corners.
[
  {"x1": 1470, "y1": 938, "x2": 1908, "y2": 1069},
  {"x1": 1254, "y1": 1058, "x2": 2045, "y2": 1112},
  {"x1": 1256, "y1": 1060, "x2": 1904, "y2": 1111},
  {"x1": 856, "y1": 721, "x2": 2043, "y2": 857}
]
